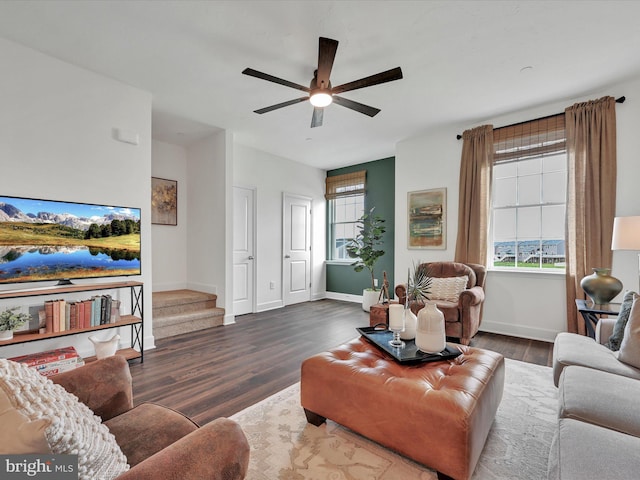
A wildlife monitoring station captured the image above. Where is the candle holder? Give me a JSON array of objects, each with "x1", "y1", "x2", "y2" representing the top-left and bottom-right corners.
[{"x1": 388, "y1": 303, "x2": 405, "y2": 348}]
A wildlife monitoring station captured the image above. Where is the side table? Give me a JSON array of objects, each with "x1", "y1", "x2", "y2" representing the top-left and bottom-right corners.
[{"x1": 575, "y1": 299, "x2": 620, "y2": 339}]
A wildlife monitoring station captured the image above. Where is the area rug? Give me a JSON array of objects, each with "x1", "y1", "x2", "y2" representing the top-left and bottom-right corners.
[{"x1": 231, "y1": 358, "x2": 557, "y2": 480}]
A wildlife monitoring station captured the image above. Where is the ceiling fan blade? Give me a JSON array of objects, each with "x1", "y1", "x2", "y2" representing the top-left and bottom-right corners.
[
  {"x1": 242, "y1": 68, "x2": 310, "y2": 93},
  {"x1": 331, "y1": 67, "x2": 403, "y2": 95},
  {"x1": 332, "y1": 95, "x2": 381, "y2": 117},
  {"x1": 316, "y1": 37, "x2": 339, "y2": 89},
  {"x1": 254, "y1": 97, "x2": 309, "y2": 114},
  {"x1": 311, "y1": 107, "x2": 324, "y2": 128}
]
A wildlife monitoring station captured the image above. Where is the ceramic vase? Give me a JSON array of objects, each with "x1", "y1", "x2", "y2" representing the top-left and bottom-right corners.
[
  {"x1": 89, "y1": 333, "x2": 120, "y2": 359},
  {"x1": 415, "y1": 302, "x2": 446, "y2": 353},
  {"x1": 400, "y1": 307, "x2": 417, "y2": 340},
  {"x1": 362, "y1": 289, "x2": 380, "y2": 312},
  {"x1": 580, "y1": 268, "x2": 623, "y2": 305},
  {"x1": 0, "y1": 330, "x2": 13, "y2": 341}
]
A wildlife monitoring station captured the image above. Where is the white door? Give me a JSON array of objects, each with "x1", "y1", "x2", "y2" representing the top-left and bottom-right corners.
[
  {"x1": 233, "y1": 186, "x2": 255, "y2": 315},
  {"x1": 283, "y1": 193, "x2": 312, "y2": 305}
]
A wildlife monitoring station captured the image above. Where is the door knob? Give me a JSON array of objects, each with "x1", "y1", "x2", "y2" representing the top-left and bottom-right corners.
[
  {"x1": 284, "y1": 255, "x2": 291, "y2": 258},
  {"x1": 248, "y1": 256, "x2": 254, "y2": 260}
]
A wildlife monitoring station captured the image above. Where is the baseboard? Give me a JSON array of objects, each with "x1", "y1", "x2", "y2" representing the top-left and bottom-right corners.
[
  {"x1": 152, "y1": 282, "x2": 188, "y2": 292},
  {"x1": 479, "y1": 320, "x2": 557, "y2": 343},
  {"x1": 223, "y1": 313, "x2": 236, "y2": 326},
  {"x1": 185, "y1": 282, "x2": 217, "y2": 294},
  {"x1": 257, "y1": 300, "x2": 284, "y2": 312},
  {"x1": 325, "y1": 292, "x2": 361, "y2": 303},
  {"x1": 311, "y1": 291, "x2": 327, "y2": 301}
]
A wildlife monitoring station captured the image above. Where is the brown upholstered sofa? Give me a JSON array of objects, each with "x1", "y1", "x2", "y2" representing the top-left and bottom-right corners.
[
  {"x1": 395, "y1": 261, "x2": 487, "y2": 345},
  {"x1": 51, "y1": 355, "x2": 250, "y2": 480}
]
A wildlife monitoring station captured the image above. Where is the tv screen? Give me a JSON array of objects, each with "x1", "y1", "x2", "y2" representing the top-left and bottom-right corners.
[{"x1": 0, "y1": 195, "x2": 141, "y2": 285}]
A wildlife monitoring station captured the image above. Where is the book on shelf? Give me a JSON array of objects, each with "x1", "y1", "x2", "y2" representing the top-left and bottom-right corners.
[
  {"x1": 9, "y1": 347, "x2": 84, "y2": 377},
  {"x1": 58, "y1": 299, "x2": 66, "y2": 332},
  {"x1": 44, "y1": 300, "x2": 54, "y2": 333},
  {"x1": 37, "y1": 359, "x2": 85, "y2": 377},
  {"x1": 9, "y1": 346, "x2": 79, "y2": 367},
  {"x1": 41, "y1": 294, "x2": 125, "y2": 334}
]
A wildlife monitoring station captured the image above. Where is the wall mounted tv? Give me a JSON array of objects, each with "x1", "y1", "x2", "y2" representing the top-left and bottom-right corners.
[{"x1": 0, "y1": 195, "x2": 141, "y2": 285}]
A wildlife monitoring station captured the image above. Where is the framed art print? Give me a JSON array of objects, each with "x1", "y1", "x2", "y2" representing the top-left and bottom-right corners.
[
  {"x1": 151, "y1": 177, "x2": 177, "y2": 226},
  {"x1": 408, "y1": 188, "x2": 446, "y2": 249}
]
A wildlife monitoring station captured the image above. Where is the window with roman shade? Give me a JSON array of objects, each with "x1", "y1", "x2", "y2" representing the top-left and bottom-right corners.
[
  {"x1": 491, "y1": 114, "x2": 567, "y2": 270},
  {"x1": 326, "y1": 170, "x2": 366, "y2": 260}
]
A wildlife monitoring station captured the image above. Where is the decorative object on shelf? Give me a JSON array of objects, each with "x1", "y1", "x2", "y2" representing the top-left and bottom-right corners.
[
  {"x1": 580, "y1": 268, "x2": 623, "y2": 305},
  {"x1": 400, "y1": 307, "x2": 417, "y2": 341},
  {"x1": 377, "y1": 271, "x2": 390, "y2": 304},
  {"x1": 346, "y1": 207, "x2": 386, "y2": 312},
  {"x1": 400, "y1": 262, "x2": 432, "y2": 341},
  {"x1": 408, "y1": 188, "x2": 446, "y2": 249},
  {"x1": 388, "y1": 304, "x2": 405, "y2": 348},
  {"x1": 89, "y1": 333, "x2": 121, "y2": 360},
  {"x1": 0, "y1": 307, "x2": 31, "y2": 340},
  {"x1": 152, "y1": 176, "x2": 178, "y2": 225},
  {"x1": 611, "y1": 215, "x2": 640, "y2": 291},
  {"x1": 415, "y1": 302, "x2": 446, "y2": 353}
]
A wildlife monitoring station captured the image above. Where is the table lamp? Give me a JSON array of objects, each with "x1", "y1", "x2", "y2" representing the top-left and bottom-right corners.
[{"x1": 611, "y1": 216, "x2": 640, "y2": 291}]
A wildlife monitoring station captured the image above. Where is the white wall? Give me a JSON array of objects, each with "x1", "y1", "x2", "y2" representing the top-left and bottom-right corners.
[
  {"x1": 234, "y1": 144, "x2": 327, "y2": 312},
  {"x1": 151, "y1": 140, "x2": 188, "y2": 291},
  {"x1": 396, "y1": 77, "x2": 640, "y2": 342},
  {"x1": 186, "y1": 131, "x2": 233, "y2": 322},
  {"x1": 0, "y1": 38, "x2": 153, "y2": 358}
]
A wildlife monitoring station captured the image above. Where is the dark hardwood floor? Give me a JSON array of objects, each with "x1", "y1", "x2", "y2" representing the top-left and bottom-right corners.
[{"x1": 129, "y1": 299, "x2": 553, "y2": 425}]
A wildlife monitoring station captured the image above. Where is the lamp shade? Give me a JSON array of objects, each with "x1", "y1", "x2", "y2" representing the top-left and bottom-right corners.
[{"x1": 611, "y1": 216, "x2": 640, "y2": 250}]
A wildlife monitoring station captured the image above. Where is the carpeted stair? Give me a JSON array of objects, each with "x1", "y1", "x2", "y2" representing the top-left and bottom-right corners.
[{"x1": 152, "y1": 289, "x2": 225, "y2": 340}]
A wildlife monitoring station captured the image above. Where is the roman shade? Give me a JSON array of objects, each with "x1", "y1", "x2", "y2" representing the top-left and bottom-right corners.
[{"x1": 325, "y1": 170, "x2": 366, "y2": 200}]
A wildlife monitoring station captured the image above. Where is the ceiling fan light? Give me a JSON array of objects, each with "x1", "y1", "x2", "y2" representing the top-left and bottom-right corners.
[{"x1": 310, "y1": 92, "x2": 332, "y2": 108}]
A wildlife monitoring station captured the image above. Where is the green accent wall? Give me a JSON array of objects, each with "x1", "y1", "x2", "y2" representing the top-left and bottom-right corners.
[{"x1": 326, "y1": 157, "x2": 395, "y2": 296}]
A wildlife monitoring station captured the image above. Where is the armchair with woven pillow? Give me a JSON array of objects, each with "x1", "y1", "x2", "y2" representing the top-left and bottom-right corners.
[
  {"x1": 395, "y1": 261, "x2": 487, "y2": 346},
  {"x1": 0, "y1": 355, "x2": 250, "y2": 480}
]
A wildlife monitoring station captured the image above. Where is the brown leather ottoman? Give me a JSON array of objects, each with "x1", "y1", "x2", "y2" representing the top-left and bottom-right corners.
[{"x1": 300, "y1": 337, "x2": 504, "y2": 480}]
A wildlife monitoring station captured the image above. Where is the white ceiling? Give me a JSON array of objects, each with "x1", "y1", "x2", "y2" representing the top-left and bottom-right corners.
[{"x1": 1, "y1": 1, "x2": 639, "y2": 170}]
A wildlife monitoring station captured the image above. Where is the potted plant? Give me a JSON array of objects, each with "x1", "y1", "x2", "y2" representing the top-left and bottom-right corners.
[
  {"x1": 0, "y1": 306, "x2": 31, "y2": 340},
  {"x1": 346, "y1": 207, "x2": 386, "y2": 312}
]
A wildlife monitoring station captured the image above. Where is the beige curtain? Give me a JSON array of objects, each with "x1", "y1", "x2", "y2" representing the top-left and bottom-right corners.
[
  {"x1": 454, "y1": 125, "x2": 493, "y2": 265},
  {"x1": 565, "y1": 96, "x2": 617, "y2": 334}
]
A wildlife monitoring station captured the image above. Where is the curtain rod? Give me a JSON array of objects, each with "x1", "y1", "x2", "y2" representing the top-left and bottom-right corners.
[{"x1": 455, "y1": 96, "x2": 626, "y2": 140}]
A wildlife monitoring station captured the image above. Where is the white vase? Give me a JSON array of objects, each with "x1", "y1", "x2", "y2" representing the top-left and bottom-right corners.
[
  {"x1": 362, "y1": 289, "x2": 380, "y2": 312},
  {"x1": 400, "y1": 307, "x2": 417, "y2": 340},
  {"x1": 415, "y1": 302, "x2": 446, "y2": 353},
  {"x1": 89, "y1": 333, "x2": 120, "y2": 359},
  {"x1": 0, "y1": 330, "x2": 13, "y2": 341}
]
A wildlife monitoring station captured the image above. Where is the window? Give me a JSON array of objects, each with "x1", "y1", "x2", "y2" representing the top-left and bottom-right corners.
[
  {"x1": 326, "y1": 171, "x2": 366, "y2": 260},
  {"x1": 491, "y1": 115, "x2": 567, "y2": 270}
]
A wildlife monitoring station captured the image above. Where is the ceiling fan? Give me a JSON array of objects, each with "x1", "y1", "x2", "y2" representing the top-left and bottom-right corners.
[{"x1": 242, "y1": 37, "x2": 403, "y2": 128}]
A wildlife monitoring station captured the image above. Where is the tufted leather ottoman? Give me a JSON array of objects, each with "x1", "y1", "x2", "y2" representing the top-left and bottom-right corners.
[{"x1": 300, "y1": 336, "x2": 504, "y2": 480}]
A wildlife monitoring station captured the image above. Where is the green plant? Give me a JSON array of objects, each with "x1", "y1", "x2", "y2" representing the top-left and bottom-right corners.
[
  {"x1": 406, "y1": 261, "x2": 432, "y2": 304},
  {"x1": 346, "y1": 207, "x2": 386, "y2": 291},
  {"x1": 0, "y1": 307, "x2": 31, "y2": 331}
]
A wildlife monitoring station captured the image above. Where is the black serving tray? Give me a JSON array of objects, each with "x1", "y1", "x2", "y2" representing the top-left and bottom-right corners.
[{"x1": 357, "y1": 326, "x2": 462, "y2": 364}]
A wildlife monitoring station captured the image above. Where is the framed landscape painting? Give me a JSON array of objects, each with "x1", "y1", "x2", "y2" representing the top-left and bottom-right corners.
[
  {"x1": 408, "y1": 188, "x2": 446, "y2": 249},
  {"x1": 151, "y1": 177, "x2": 177, "y2": 226}
]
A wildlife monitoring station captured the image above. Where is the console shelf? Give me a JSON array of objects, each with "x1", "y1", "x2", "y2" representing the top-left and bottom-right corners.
[{"x1": 0, "y1": 281, "x2": 144, "y2": 362}]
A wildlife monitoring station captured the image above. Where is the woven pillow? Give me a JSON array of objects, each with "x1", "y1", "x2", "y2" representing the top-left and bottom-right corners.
[
  {"x1": 618, "y1": 297, "x2": 640, "y2": 369},
  {"x1": 429, "y1": 276, "x2": 469, "y2": 302},
  {"x1": 0, "y1": 359, "x2": 129, "y2": 480},
  {"x1": 607, "y1": 290, "x2": 638, "y2": 351}
]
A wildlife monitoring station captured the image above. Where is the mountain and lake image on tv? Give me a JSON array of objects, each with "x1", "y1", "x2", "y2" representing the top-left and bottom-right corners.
[{"x1": 0, "y1": 195, "x2": 141, "y2": 285}]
